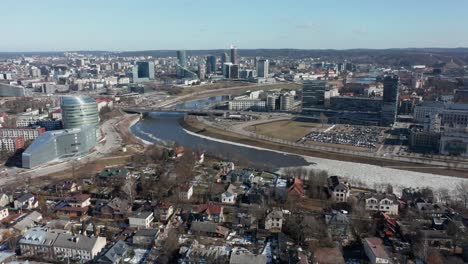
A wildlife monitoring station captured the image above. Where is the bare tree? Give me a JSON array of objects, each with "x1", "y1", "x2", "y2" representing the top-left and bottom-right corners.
[{"x1": 456, "y1": 182, "x2": 468, "y2": 208}]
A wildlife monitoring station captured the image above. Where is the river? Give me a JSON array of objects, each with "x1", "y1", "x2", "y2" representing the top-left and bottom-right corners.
[{"x1": 130, "y1": 97, "x2": 468, "y2": 193}]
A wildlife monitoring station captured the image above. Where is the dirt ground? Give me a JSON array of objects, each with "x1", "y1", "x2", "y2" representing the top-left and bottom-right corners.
[{"x1": 245, "y1": 120, "x2": 326, "y2": 142}]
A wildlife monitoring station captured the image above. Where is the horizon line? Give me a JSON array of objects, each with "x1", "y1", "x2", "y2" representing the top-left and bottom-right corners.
[{"x1": 1, "y1": 47, "x2": 468, "y2": 54}]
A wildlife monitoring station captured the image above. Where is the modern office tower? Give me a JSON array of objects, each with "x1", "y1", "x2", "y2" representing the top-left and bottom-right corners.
[
  {"x1": 381, "y1": 75, "x2": 400, "y2": 126},
  {"x1": 223, "y1": 63, "x2": 233, "y2": 78},
  {"x1": 230, "y1": 64, "x2": 239, "y2": 79},
  {"x1": 221, "y1": 52, "x2": 230, "y2": 66},
  {"x1": 240, "y1": 69, "x2": 254, "y2": 79},
  {"x1": 113, "y1": 62, "x2": 121, "y2": 70},
  {"x1": 266, "y1": 95, "x2": 278, "y2": 111},
  {"x1": 22, "y1": 95, "x2": 100, "y2": 169},
  {"x1": 61, "y1": 95, "x2": 99, "y2": 129},
  {"x1": 257, "y1": 59, "x2": 269, "y2": 78},
  {"x1": 206, "y1": 55, "x2": 217, "y2": 74},
  {"x1": 280, "y1": 94, "x2": 294, "y2": 111},
  {"x1": 301, "y1": 80, "x2": 329, "y2": 114},
  {"x1": 132, "y1": 61, "x2": 155, "y2": 83},
  {"x1": 198, "y1": 64, "x2": 206, "y2": 80},
  {"x1": 22, "y1": 125, "x2": 98, "y2": 169},
  {"x1": 177, "y1": 50, "x2": 188, "y2": 67},
  {"x1": 230, "y1": 45, "x2": 238, "y2": 64}
]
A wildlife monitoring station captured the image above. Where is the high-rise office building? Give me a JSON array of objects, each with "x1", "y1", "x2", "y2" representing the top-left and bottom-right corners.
[
  {"x1": 223, "y1": 63, "x2": 233, "y2": 79},
  {"x1": 132, "y1": 61, "x2": 155, "y2": 83},
  {"x1": 198, "y1": 64, "x2": 206, "y2": 80},
  {"x1": 257, "y1": 59, "x2": 269, "y2": 78},
  {"x1": 221, "y1": 53, "x2": 230, "y2": 66},
  {"x1": 61, "y1": 95, "x2": 99, "y2": 129},
  {"x1": 230, "y1": 46, "x2": 238, "y2": 64},
  {"x1": 301, "y1": 80, "x2": 329, "y2": 114},
  {"x1": 230, "y1": 64, "x2": 239, "y2": 79},
  {"x1": 206, "y1": 55, "x2": 217, "y2": 74},
  {"x1": 381, "y1": 75, "x2": 400, "y2": 126},
  {"x1": 177, "y1": 50, "x2": 188, "y2": 67}
]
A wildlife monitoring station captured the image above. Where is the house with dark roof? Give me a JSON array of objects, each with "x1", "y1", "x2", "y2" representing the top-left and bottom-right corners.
[
  {"x1": 99, "y1": 167, "x2": 129, "y2": 179},
  {"x1": 190, "y1": 221, "x2": 229, "y2": 238},
  {"x1": 95, "y1": 240, "x2": 129, "y2": 264},
  {"x1": 226, "y1": 169, "x2": 254, "y2": 184},
  {"x1": 94, "y1": 198, "x2": 132, "y2": 219},
  {"x1": 327, "y1": 176, "x2": 350, "y2": 202},
  {"x1": 14, "y1": 193, "x2": 38, "y2": 210},
  {"x1": 325, "y1": 210, "x2": 350, "y2": 242},
  {"x1": 133, "y1": 229, "x2": 158, "y2": 247}
]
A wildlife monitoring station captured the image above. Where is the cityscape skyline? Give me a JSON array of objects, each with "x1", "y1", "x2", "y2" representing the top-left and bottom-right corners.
[{"x1": 2, "y1": 0, "x2": 468, "y2": 52}]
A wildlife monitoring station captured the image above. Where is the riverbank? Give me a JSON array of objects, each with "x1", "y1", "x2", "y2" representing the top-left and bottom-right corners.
[{"x1": 180, "y1": 116, "x2": 468, "y2": 178}]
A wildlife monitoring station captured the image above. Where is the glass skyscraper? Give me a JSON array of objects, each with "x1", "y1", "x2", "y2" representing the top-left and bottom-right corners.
[
  {"x1": 206, "y1": 55, "x2": 217, "y2": 74},
  {"x1": 132, "y1": 61, "x2": 155, "y2": 83}
]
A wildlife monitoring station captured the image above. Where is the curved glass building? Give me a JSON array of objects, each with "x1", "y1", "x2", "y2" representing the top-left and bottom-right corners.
[{"x1": 61, "y1": 95, "x2": 99, "y2": 129}]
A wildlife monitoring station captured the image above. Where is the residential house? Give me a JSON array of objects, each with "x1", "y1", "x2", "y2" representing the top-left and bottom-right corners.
[
  {"x1": 94, "y1": 198, "x2": 132, "y2": 219},
  {"x1": 363, "y1": 237, "x2": 391, "y2": 264},
  {"x1": 53, "y1": 180, "x2": 81, "y2": 194},
  {"x1": 99, "y1": 167, "x2": 129, "y2": 180},
  {"x1": 359, "y1": 193, "x2": 399, "y2": 215},
  {"x1": 221, "y1": 185, "x2": 238, "y2": 205},
  {"x1": 95, "y1": 240, "x2": 129, "y2": 264},
  {"x1": 179, "y1": 184, "x2": 193, "y2": 201},
  {"x1": 129, "y1": 210, "x2": 154, "y2": 229},
  {"x1": 229, "y1": 247, "x2": 267, "y2": 264},
  {"x1": 287, "y1": 178, "x2": 305, "y2": 198},
  {"x1": 0, "y1": 207, "x2": 8, "y2": 221},
  {"x1": 416, "y1": 202, "x2": 448, "y2": 218},
  {"x1": 241, "y1": 187, "x2": 265, "y2": 206},
  {"x1": 0, "y1": 193, "x2": 11, "y2": 207},
  {"x1": 190, "y1": 222, "x2": 229, "y2": 238},
  {"x1": 153, "y1": 202, "x2": 174, "y2": 223},
  {"x1": 226, "y1": 169, "x2": 254, "y2": 184},
  {"x1": 264, "y1": 209, "x2": 283, "y2": 232},
  {"x1": 198, "y1": 204, "x2": 224, "y2": 223},
  {"x1": 14, "y1": 193, "x2": 38, "y2": 210},
  {"x1": 325, "y1": 210, "x2": 350, "y2": 242},
  {"x1": 53, "y1": 233, "x2": 107, "y2": 263},
  {"x1": 13, "y1": 211, "x2": 43, "y2": 233},
  {"x1": 215, "y1": 162, "x2": 235, "y2": 176},
  {"x1": 54, "y1": 194, "x2": 91, "y2": 218},
  {"x1": 133, "y1": 229, "x2": 158, "y2": 247},
  {"x1": 236, "y1": 212, "x2": 257, "y2": 230},
  {"x1": 221, "y1": 191, "x2": 236, "y2": 204},
  {"x1": 327, "y1": 176, "x2": 350, "y2": 202}
]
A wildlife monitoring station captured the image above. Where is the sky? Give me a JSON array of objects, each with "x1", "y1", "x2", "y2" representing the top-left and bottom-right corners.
[{"x1": 2, "y1": 0, "x2": 468, "y2": 51}]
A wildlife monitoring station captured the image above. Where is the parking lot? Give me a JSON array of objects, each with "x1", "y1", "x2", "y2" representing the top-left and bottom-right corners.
[{"x1": 304, "y1": 125, "x2": 384, "y2": 149}]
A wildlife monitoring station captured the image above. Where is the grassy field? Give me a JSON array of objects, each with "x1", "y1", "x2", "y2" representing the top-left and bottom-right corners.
[{"x1": 245, "y1": 120, "x2": 326, "y2": 142}]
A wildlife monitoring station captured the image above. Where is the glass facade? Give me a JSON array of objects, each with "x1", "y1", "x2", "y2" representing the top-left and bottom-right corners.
[{"x1": 61, "y1": 95, "x2": 99, "y2": 129}]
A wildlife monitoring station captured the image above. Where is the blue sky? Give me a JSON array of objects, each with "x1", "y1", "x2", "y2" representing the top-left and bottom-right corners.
[{"x1": 2, "y1": 0, "x2": 468, "y2": 51}]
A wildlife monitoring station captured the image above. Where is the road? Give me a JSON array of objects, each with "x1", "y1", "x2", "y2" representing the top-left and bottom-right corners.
[{"x1": 0, "y1": 114, "x2": 132, "y2": 187}]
